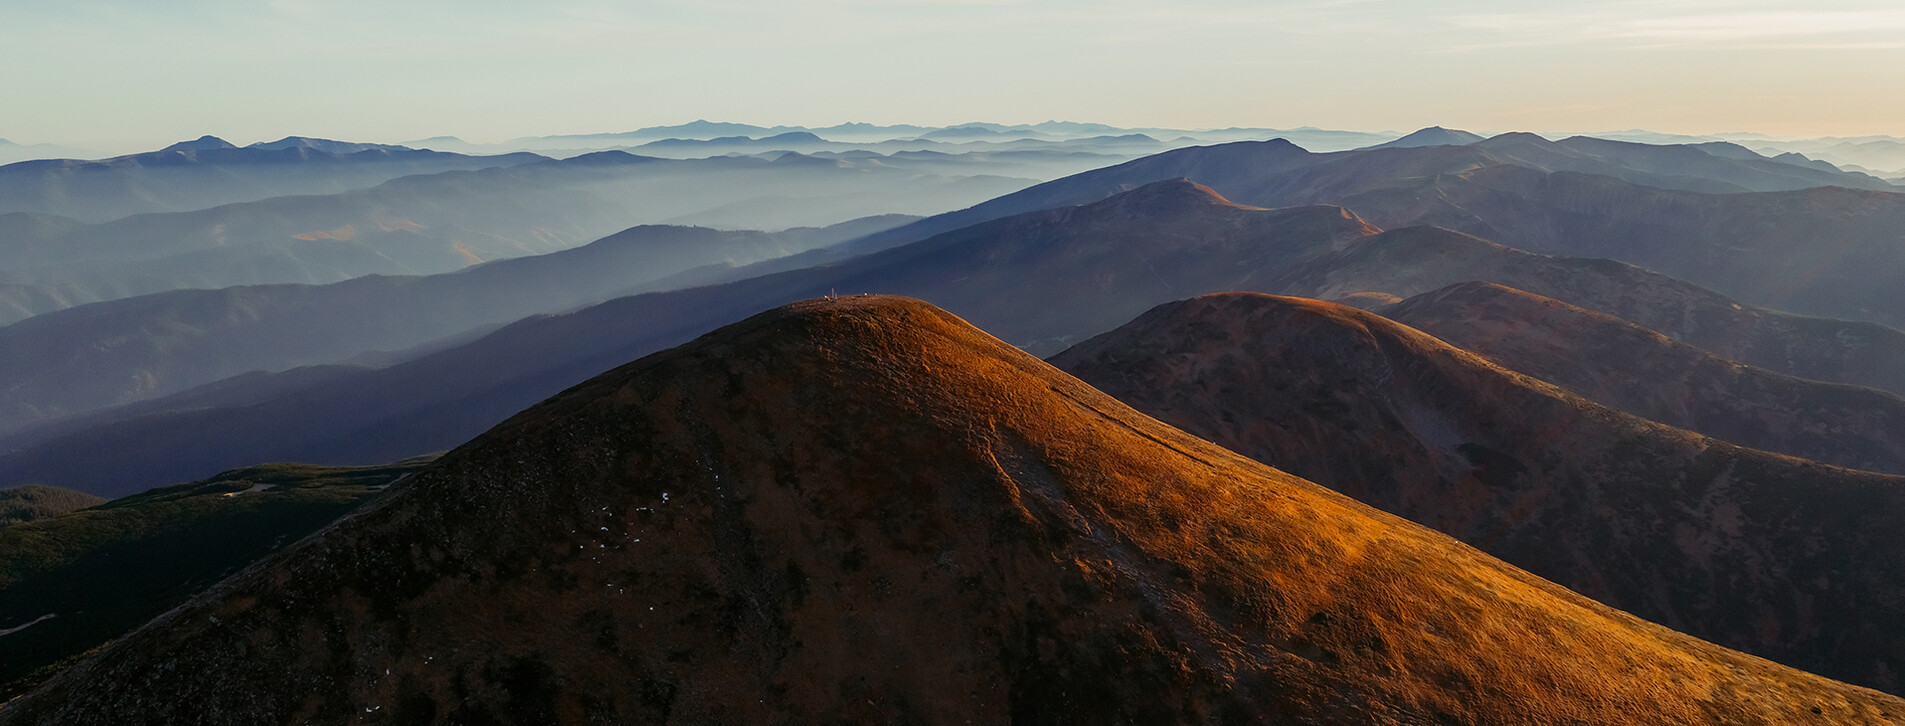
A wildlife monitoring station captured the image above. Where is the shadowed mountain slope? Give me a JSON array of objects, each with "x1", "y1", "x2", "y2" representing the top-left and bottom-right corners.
[
  {"x1": 1275, "y1": 225, "x2": 1905, "y2": 398},
  {"x1": 0, "y1": 217, "x2": 908, "y2": 437},
  {"x1": 1051, "y1": 293, "x2": 1905, "y2": 693},
  {"x1": 1381, "y1": 282, "x2": 1905, "y2": 474},
  {"x1": 0, "y1": 486, "x2": 103, "y2": 527},
  {"x1": 1383, "y1": 166, "x2": 1905, "y2": 327},
  {"x1": 0, "y1": 459, "x2": 431, "y2": 701},
  {"x1": 4, "y1": 296, "x2": 1899, "y2": 724}
]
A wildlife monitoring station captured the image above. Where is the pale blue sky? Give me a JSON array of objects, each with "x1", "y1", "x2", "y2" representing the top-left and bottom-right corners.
[{"x1": 5, "y1": 0, "x2": 1904, "y2": 152}]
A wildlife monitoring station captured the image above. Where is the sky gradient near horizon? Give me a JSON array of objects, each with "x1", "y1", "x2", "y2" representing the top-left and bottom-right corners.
[{"x1": 6, "y1": 0, "x2": 1905, "y2": 153}]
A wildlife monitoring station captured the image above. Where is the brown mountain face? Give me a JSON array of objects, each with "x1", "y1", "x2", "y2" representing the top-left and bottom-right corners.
[
  {"x1": 1381, "y1": 282, "x2": 1905, "y2": 474},
  {"x1": 1278, "y1": 225, "x2": 1905, "y2": 398},
  {"x1": 1051, "y1": 293, "x2": 1905, "y2": 694},
  {"x1": 7, "y1": 296, "x2": 1899, "y2": 724}
]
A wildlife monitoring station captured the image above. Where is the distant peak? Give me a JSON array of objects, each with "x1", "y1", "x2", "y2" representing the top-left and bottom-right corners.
[
  {"x1": 1088, "y1": 178, "x2": 1248, "y2": 213},
  {"x1": 247, "y1": 137, "x2": 410, "y2": 153},
  {"x1": 160, "y1": 135, "x2": 237, "y2": 152},
  {"x1": 1370, "y1": 126, "x2": 1485, "y2": 149},
  {"x1": 1477, "y1": 131, "x2": 1554, "y2": 146},
  {"x1": 763, "y1": 131, "x2": 825, "y2": 142},
  {"x1": 559, "y1": 150, "x2": 651, "y2": 165}
]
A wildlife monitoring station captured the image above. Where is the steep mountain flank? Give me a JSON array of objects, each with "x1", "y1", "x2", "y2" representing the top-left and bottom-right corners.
[
  {"x1": 1381, "y1": 282, "x2": 1905, "y2": 474},
  {"x1": 1052, "y1": 293, "x2": 1905, "y2": 693},
  {"x1": 4, "y1": 296, "x2": 1899, "y2": 724}
]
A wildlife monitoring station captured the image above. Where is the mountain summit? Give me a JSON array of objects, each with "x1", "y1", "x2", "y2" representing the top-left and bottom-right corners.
[
  {"x1": 5, "y1": 296, "x2": 1898, "y2": 723},
  {"x1": 1369, "y1": 126, "x2": 1485, "y2": 148},
  {"x1": 158, "y1": 135, "x2": 238, "y2": 152}
]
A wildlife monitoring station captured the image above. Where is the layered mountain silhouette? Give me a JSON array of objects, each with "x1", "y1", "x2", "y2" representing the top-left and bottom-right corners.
[
  {"x1": 1271, "y1": 225, "x2": 1905, "y2": 398},
  {"x1": 0, "y1": 180, "x2": 1386, "y2": 494},
  {"x1": 5, "y1": 296, "x2": 1899, "y2": 723},
  {"x1": 0, "y1": 139, "x2": 544, "y2": 222},
  {"x1": 1051, "y1": 293, "x2": 1905, "y2": 692},
  {"x1": 851, "y1": 135, "x2": 1905, "y2": 329},
  {"x1": 0, "y1": 216, "x2": 907, "y2": 437},
  {"x1": 447, "y1": 120, "x2": 1394, "y2": 157},
  {"x1": 1380, "y1": 282, "x2": 1905, "y2": 474},
  {"x1": 0, "y1": 151, "x2": 1029, "y2": 322},
  {"x1": 860, "y1": 133, "x2": 1892, "y2": 251},
  {"x1": 17, "y1": 178, "x2": 1905, "y2": 498}
]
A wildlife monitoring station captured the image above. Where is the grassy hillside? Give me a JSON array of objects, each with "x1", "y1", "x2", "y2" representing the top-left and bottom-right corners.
[
  {"x1": 0, "y1": 486, "x2": 103, "y2": 527},
  {"x1": 0, "y1": 458, "x2": 432, "y2": 700}
]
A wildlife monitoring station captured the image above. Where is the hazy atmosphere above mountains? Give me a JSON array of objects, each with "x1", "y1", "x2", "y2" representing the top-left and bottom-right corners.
[{"x1": 7, "y1": 0, "x2": 1905, "y2": 152}]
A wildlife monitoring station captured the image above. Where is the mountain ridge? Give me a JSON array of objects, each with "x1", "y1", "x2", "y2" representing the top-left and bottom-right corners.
[{"x1": 1380, "y1": 282, "x2": 1905, "y2": 473}]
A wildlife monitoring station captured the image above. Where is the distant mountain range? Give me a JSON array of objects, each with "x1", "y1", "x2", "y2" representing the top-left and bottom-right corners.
[
  {"x1": 4, "y1": 296, "x2": 1895, "y2": 723},
  {"x1": 17, "y1": 123, "x2": 1905, "y2": 178},
  {"x1": 847, "y1": 135, "x2": 1905, "y2": 329},
  {"x1": 0, "y1": 216, "x2": 910, "y2": 437},
  {"x1": 0, "y1": 181, "x2": 1378, "y2": 494},
  {"x1": 0, "y1": 137, "x2": 545, "y2": 222},
  {"x1": 0, "y1": 151, "x2": 1031, "y2": 323},
  {"x1": 406, "y1": 121, "x2": 1398, "y2": 157},
  {"x1": 0, "y1": 140, "x2": 98, "y2": 167},
  {"x1": 1380, "y1": 282, "x2": 1905, "y2": 474},
  {"x1": 16, "y1": 178, "x2": 1902, "y2": 498}
]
